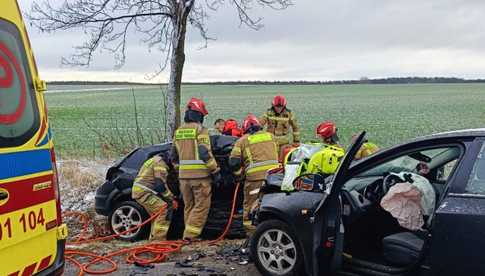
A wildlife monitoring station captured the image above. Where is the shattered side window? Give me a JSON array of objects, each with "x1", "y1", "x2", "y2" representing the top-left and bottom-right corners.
[{"x1": 465, "y1": 143, "x2": 485, "y2": 194}]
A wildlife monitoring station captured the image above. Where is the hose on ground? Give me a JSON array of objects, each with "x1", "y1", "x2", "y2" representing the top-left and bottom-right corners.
[{"x1": 64, "y1": 181, "x2": 241, "y2": 275}]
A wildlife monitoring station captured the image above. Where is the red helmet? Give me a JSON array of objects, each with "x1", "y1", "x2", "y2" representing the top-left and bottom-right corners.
[
  {"x1": 223, "y1": 119, "x2": 240, "y2": 136},
  {"x1": 272, "y1": 95, "x2": 287, "y2": 108},
  {"x1": 316, "y1": 121, "x2": 337, "y2": 139},
  {"x1": 186, "y1": 97, "x2": 208, "y2": 116},
  {"x1": 242, "y1": 114, "x2": 261, "y2": 133}
]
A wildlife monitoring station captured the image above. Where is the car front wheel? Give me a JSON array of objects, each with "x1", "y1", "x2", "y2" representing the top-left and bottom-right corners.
[
  {"x1": 250, "y1": 219, "x2": 304, "y2": 276},
  {"x1": 109, "y1": 201, "x2": 150, "y2": 241}
]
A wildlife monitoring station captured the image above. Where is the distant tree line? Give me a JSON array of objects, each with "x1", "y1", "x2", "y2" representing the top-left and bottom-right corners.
[
  {"x1": 48, "y1": 81, "x2": 154, "y2": 86},
  {"x1": 47, "y1": 77, "x2": 485, "y2": 87}
]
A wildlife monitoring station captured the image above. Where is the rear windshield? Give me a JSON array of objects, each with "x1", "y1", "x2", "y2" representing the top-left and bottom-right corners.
[{"x1": 0, "y1": 19, "x2": 39, "y2": 148}]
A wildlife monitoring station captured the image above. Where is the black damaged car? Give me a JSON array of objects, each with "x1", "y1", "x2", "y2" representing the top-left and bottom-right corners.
[
  {"x1": 94, "y1": 135, "x2": 245, "y2": 241},
  {"x1": 251, "y1": 129, "x2": 485, "y2": 276}
]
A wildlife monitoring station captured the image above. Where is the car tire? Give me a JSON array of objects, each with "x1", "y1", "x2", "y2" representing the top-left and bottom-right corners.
[
  {"x1": 108, "y1": 201, "x2": 150, "y2": 241},
  {"x1": 250, "y1": 219, "x2": 304, "y2": 276}
]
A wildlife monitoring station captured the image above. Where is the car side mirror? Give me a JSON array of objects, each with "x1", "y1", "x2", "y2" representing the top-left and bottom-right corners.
[{"x1": 292, "y1": 173, "x2": 327, "y2": 192}]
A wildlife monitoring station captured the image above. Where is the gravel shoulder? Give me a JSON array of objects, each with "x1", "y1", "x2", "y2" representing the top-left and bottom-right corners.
[
  {"x1": 64, "y1": 239, "x2": 261, "y2": 275},
  {"x1": 58, "y1": 160, "x2": 261, "y2": 275}
]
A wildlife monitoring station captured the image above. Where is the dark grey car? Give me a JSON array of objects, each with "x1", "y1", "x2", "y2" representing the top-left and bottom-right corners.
[
  {"x1": 251, "y1": 129, "x2": 485, "y2": 276},
  {"x1": 94, "y1": 135, "x2": 245, "y2": 241}
]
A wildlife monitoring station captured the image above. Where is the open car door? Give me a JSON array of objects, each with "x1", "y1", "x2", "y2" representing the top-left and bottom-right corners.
[{"x1": 309, "y1": 131, "x2": 366, "y2": 276}]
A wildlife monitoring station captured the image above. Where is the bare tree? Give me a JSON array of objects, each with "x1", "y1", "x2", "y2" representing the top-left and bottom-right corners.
[{"x1": 28, "y1": 0, "x2": 291, "y2": 140}]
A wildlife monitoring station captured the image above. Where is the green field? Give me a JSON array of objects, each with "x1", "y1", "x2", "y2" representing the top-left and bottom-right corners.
[{"x1": 45, "y1": 83, "x2": 485, "y2": 158}]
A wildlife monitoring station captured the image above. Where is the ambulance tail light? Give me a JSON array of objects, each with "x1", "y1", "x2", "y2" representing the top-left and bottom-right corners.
[{"x1": 50, "y1": 148, "x2": 62, "y2": 225}]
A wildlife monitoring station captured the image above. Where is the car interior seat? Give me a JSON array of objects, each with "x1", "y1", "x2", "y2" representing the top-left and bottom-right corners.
[
  {"x1": 380, "y1": 171, "x2": 435, "y2": 268},
  {"x1": 382, "y1": 232, "x2": 424, "y2": 267}
]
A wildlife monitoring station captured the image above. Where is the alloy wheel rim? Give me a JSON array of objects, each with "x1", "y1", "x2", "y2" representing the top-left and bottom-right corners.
[
  {"x1": 111, "y1": 205, "x2": 142, "y2": 238},
  {"x1": 257, "y1": 228, "x2": 297, "y2": 275}
]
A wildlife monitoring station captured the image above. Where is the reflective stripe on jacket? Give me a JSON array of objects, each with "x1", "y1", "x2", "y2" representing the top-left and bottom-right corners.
[
  {"x1": 259, "y1": 108, "x2": 300, "y2": 144},
  {"x1": 174, "y1": 122, "x2": 219, "y2": 179},
  {"x1": 133, "y1": 156, "x2": 173, "y2": 200},
  {"x1": 230, "y1": 131, "x2": 280, "y2": 181}
]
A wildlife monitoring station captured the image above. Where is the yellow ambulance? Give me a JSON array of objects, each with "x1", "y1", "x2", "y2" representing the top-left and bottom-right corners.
[{"x1": 0, "y1": 1, "x2": 68, "y2": 275}]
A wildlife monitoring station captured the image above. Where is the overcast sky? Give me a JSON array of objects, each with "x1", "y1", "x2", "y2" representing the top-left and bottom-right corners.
[{"x1": 18, "y1": 0, "x2": 485, "y2": 83}]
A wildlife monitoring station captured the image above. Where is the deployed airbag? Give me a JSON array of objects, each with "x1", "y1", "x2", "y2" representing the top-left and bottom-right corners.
[
  {"x1": 380, "y1": 172, "x2": 436, "y2": 230},
  {"x1": 381, "y1": 182, "x2": 424, "y2": 230}
]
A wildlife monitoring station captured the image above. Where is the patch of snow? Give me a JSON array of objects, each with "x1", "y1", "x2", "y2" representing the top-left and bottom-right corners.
[{"x1": 57, "y1": 159, "x2": 111, "y2": 213}]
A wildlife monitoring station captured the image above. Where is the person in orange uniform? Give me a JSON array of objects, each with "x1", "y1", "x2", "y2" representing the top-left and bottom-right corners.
[
  {"x1": 260, "y1": 95, "x2": 300, "y2": 155},
  {"x1": 229, "y1": 114, "x2": 279, "y2": 233},
  {"x1": 172, "y1": 98, "x2": 222, "y2": 241}
]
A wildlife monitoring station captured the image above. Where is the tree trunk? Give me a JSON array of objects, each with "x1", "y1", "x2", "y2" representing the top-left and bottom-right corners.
[{"x1": 166, "y1": 5, "x2": 189, "y2": 141}]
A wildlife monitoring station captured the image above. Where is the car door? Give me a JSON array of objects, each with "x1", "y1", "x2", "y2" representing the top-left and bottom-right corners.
[
  {"x1": 309, "y1": 132, "x2": 366, "y2": 276},
  {"x1": 428, "y1": 137, "x2": 485, "y2": 276}
]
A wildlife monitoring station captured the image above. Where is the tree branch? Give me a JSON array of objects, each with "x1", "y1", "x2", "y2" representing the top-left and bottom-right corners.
[{"x1": 29, "y1": 0, "x2": 176, "y2": 67}]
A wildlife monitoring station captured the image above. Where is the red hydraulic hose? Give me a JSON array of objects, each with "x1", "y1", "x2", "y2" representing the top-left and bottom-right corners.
[{"x1": 64, "y1": 181, "x2": 241, "y2": 275}]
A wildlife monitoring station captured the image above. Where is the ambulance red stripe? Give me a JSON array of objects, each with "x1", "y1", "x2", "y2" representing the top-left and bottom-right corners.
[
  {"x1": 21, "y1": 263, "x2": 36, "y2": 276},
  {"x1": 0, "y1": 174, "x2": 54, "y2": 214},
  {"x1": 34, "y1": 117, "x2": 47, "y2": 145},
  {"x1": 36, "y1": 255, "x2": 52, "y2": 272}
]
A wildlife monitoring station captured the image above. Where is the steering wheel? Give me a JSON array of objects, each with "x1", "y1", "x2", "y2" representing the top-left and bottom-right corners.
[{"x1": 382, "y1": 174, "x2": 403, "y2": 194}]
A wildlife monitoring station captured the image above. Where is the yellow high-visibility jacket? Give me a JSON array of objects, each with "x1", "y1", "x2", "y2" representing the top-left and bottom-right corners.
[
  {"x1": 230, "y1": 131, "x2": 280, "y2": 181},
  {"x1": 173, "y1": 122, "x2": 219, "y2": 179},
  {"x1": 302, "y1": 144, "x2": 345, "y2": 175},
  {"x1": 355, "y1": 142, "x2": 379, "y2": 160}
]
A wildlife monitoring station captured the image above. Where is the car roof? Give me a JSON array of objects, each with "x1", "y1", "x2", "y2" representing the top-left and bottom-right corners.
[
  {"x1": 352, "y1": 128, "x2": 484, "y2": 165},
  {"x1": 416, "y1": 128, "x2": 485, "y2": 141}
]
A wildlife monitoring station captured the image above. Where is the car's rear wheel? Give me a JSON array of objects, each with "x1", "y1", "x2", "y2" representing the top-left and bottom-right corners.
[
  {"x1": 109, "y1": 201, "x2": 150, "y2": 241},
  {"x1": 251, "y1": 219, "x2": 304, "y2": 276}
]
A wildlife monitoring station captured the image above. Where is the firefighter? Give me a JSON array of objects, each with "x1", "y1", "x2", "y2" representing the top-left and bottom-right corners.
[
  {"x1": 316, "y1": 121, "x2": 342, "y2": 147},
  {"x1": 303, "y1": 121, "x2": 345, "y2": 176},
  {"x1": 132, "y1": 154, "x2": 175, "y2": 240},
  {"x1": 229, "y1": 114, "x2": 279, "y2": 233},
  {"x1": 172, "y1": 98, "x2": 222, "y2": 241},
  {"x1": 222, "y1": 118, "x2": 242, "y2": 137},
  {"x1": 351, "y1": 134, "x2": 380, "y2": 160},
  {"x1": 260, "y1": 95, "x2": 300, "y2": 155}
]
